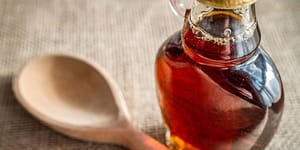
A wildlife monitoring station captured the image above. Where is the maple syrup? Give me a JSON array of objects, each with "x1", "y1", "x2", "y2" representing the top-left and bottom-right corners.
[{"x1": 155, "y1": 3, "x2": 284, "y2": 150}]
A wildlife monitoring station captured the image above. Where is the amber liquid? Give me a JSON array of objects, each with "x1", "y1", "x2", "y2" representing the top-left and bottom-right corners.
[{"x1": 155, "y1": 14, "x2": 284, "y2": 150}]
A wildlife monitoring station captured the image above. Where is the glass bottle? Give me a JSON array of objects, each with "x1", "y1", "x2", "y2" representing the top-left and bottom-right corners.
[{"x1": 155, "y1": 0, "x2": 284, "y2": 150}]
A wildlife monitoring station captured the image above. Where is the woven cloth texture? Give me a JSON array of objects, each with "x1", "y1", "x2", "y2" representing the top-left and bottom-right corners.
[{"x1": 0, "y1": 0, "x2": 299, "y2": 149}]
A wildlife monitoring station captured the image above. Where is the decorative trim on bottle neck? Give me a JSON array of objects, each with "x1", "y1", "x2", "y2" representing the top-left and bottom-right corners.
[{"x1": 188, "y1": 14, "x2": 257, "y2": 45}]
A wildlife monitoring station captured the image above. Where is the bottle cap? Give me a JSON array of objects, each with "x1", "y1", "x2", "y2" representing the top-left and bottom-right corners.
[{"x1": 197, "y1": 0, "x2": 256, "y2": 9}]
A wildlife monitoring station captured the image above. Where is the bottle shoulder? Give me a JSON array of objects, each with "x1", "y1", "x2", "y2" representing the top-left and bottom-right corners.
[
  {"x1": 156, "y1": 31, "x2": 183, "y2": 59},
  {"x1": 156, "y1": 32, "x2": 283, "y2": 109},
  {"x1": 234, "y1": 47, "x2": 284, "y2": 107}
]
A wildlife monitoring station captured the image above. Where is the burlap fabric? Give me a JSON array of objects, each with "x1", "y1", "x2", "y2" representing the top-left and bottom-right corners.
[{"x1": 0, "y1": 0, "x2": 299, "y2": 149}]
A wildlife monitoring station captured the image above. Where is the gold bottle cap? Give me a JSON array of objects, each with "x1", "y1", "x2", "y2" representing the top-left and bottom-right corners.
[{"x1": 197, "y1": 0, "x2": 256, "y2": 9}]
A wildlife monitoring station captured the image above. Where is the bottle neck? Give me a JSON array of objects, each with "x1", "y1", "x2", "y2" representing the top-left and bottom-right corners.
[{"x1": 182, "y1": 2, "x2": 260, "y2": 66}]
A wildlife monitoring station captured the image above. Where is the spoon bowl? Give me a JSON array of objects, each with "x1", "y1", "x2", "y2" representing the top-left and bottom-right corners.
[{"x1": 13, "y1": 55, "x2": 168, "y2": 150}]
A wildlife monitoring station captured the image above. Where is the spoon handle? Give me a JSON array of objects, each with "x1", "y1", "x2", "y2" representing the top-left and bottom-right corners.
[{"x1": 127, "y1": 128, "x2": 169, "y2": 150}]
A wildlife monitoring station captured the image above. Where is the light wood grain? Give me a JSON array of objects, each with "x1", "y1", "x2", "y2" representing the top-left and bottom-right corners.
[{"x1": 13, "y1": 55, "x2": 168, "y2": 150}]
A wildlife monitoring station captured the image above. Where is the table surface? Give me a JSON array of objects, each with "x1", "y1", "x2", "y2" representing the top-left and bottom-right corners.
[{"x1": 0, "y1": 0, "x2": 299, "y2": 149}]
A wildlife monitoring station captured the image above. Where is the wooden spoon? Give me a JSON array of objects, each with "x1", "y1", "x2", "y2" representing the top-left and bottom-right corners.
[{"x1": 13, "y1": 55, "x2": 168, "y2": 150}]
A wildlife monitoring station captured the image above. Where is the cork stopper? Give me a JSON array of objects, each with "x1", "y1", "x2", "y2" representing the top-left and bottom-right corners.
[{"x1": 197, "y1": 0, "x2": 256, "y2": 9}]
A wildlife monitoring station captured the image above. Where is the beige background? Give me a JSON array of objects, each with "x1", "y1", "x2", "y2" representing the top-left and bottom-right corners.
[{"x1": 0, "y1": 0, "x2": 299, "y2": 149}]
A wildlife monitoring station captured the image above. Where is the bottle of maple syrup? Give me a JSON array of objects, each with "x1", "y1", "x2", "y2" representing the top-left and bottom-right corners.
[{"x1": 155, "y1": 0, "x2": 284, "y2": 150}]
